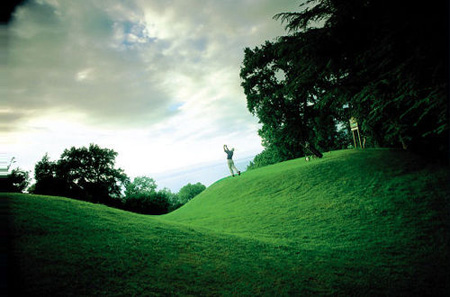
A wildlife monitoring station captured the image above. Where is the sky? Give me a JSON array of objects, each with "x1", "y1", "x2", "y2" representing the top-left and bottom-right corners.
[{"x1": 2, "y1": 0, "x2": 301, "y2": 191}]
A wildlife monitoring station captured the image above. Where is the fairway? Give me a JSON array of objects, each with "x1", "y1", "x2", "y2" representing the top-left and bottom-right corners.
[{"x1": 4, "y1": 149, "x2": 450, "y2": 296}]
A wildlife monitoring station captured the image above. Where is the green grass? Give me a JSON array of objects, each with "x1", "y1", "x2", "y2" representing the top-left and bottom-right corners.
[{"x1": 4, "y1": 149, "x2": 450, "y2": 296}]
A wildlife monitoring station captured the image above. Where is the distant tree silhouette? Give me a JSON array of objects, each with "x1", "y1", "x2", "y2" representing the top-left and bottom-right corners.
[
  {"x1": 33, "y1": 144, "x2": 128, "y2": 205},
  {"x1": 0, "y1": 168, "x2": 30, "y2": 193}
]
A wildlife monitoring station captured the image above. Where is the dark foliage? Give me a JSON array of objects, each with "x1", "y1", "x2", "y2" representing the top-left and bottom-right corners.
[
  {"x1": 33, "y1": 144, "x2": 128, "y2": 206},
  {"x1": 31, "y1": 147, "x2": 205, "y2": 215},
  {"x1": 241, "y1": 0, "x2": 448, "y2": 168},
  {"x1": 1, "y1": 0, "x2": 27, "y2": 24},
  {"x1": 122, "y1": 191, "x2": 171, "y2": 215},
  {"x1": 121, "y1": 176, "x2": 175, "y2": 215},
  {"x1": 0, "y1": 168, "x2": 30, "y2": 193}
]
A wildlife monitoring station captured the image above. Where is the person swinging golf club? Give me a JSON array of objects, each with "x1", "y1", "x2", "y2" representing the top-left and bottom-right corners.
[{"x1": 223, "y1": 144, "x2": 240, "y2": 177}]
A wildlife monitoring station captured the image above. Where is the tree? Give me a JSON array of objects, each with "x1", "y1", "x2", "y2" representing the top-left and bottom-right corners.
[
  {"x1": 124, "y1": 191, "x2": 171, "y2": 215},
  {"x1": 241, "y1": 0, "x2": 448, "y2": 163},
  {"x1": 240, "y1": 35, "x2": 346, "y2": 164},
  {"x1": 56, "y1": 144, "x2": 128, "y2": 203},
  {"x1": 246, "y1": 146, "x2": 285, "y2": 170},
  {"x1": 0, "y1": 168, "x2": 30, "y2": 193},
  {"x1": 160, "y1": 187, "x2": 180, "y2": 212},
  {"x1": 33, "y1": 153, "x2": 64, "y2": 195},
  {"x1": 177, "y1": 182, "x2": 206, "y2": 205},
  {"x1": 125, "y1": 176, "x2": 157, "y2": 198},
  {"x1": 122, "y1": 177, "x2": 177, "y2": 215},
  {"x1": 283, "y1": 1, "x2": 448, "y2": 151},
  {"x1": 33, "y1": 144, "x2": 128, "y2": 204}
]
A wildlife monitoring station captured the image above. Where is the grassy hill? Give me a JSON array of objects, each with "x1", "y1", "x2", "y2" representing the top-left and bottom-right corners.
[{"x1": 3, "y1": 149, "x2": 449, "y2": 296}]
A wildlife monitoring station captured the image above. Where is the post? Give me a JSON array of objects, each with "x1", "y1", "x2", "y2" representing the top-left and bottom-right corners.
[
  {"x1": 352, "y1": 130, "x2": 357, "y2": 148},
  {"x1": 349, "y1": 117, "x2": 363, "y2": 149},
  {"x1": 357, "y1": 129, "x2": 362, "y2": 149}
]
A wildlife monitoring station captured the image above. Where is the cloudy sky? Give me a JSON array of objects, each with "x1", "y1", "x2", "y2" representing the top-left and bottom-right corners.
[{"x1": 2, "y1": 0, "x2": 300, "y2": 190}]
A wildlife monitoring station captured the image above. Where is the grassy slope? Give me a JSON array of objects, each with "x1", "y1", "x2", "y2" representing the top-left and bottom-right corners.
[{"x1": 4, "y1": 149, "x2": 450, "y2": 296}]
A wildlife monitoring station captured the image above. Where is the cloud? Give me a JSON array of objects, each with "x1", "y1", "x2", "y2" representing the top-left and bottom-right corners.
[
  {"x1": 3, "y1": 0, "x2": 299, "y2": 129},
  {"x1": 2, "y1": 0, "x2": 301, "y2": 180},
  {"x1": 4, "y1": 0, "x2": 175, "y2": 130}
]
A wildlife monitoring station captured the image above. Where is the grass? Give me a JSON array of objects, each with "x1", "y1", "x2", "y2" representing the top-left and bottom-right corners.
[{"x1": 3, "y1": 149, "x2": 450, "y2": 296}]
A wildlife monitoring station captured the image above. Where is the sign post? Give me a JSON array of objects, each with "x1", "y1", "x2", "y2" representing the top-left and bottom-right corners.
[{"x1": 349, "y1": 117, "x2": 363, "y2": 149}]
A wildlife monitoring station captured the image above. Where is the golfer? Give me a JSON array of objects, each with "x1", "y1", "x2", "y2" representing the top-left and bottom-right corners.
[{"x1": 224, "y1": 144, "x2": 240, "y2": 177}]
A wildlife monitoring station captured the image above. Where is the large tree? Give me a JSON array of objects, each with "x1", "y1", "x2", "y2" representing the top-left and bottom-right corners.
[
  {"x1": 241, "y1": 0, "x2": 448, "y2": 164},
  {"x1": 34, "y1": 144, "x2": 128, "y2": 204},
  {"x1": 241, "y1": 34, "x2": 346, "y2": 161},
  {"x1": 33, "y1": 153, "x2": 64, "y2": 196}
]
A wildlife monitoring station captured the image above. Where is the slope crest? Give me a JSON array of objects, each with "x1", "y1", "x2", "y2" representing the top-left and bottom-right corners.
[{"x1": 162, "y1": 149, "x2": 449, "y2": 247}]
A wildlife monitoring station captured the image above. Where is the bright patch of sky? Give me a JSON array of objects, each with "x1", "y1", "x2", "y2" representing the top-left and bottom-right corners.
[{"x1": 2, "y1": 0, "x2": 302, "y2": 191}]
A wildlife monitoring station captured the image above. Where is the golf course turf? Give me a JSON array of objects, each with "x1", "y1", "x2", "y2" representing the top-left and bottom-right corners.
[{"x1": 3, "y1": 149, "x2": 449, "y2": 296}]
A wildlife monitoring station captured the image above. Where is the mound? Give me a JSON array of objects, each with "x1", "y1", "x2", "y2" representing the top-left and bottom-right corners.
[
  {"x1": 4, "y1": 149, "x2": 449, "y2": 296},
  {"x1": 163, "y1": 149, "x2": 449, "y2": 245}
]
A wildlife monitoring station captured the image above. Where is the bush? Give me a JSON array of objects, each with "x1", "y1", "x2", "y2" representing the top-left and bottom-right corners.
[
  {"x1": 122, "y1": 191, "x2": 171, "y2": 215},
  {"x1": 177, "y1": 183, "x2": 206, "y2": 205},
  {"x1": 0, "y1": 168, "x2": 30, "y2": 193},
  {"x1": 247, "y1": 147, "x2": 286, "y2": 170}
]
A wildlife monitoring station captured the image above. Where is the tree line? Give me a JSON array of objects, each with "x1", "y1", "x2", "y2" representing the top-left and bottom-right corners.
[
  {"x1": 241, "y1": 0, "x2": 448, "y2": 168},
  {"x1": 1, "y1": 144, "x2": 206, "y2": 214}
]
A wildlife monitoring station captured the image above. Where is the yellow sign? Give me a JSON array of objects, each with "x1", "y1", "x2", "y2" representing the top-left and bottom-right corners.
[{"x1": 349, "y1": 117, "x2": 358, "y2": 130}]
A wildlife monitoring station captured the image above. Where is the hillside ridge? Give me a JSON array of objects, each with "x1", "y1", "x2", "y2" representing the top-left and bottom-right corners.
[
  {"x1": 162, "y1": 149, "x2": 449, "y2": 245},
  {"x1": 4, "y1": 148, "x2": 449, "y2": 296}
]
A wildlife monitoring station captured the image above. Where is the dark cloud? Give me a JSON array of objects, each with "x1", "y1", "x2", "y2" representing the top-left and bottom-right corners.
[
  {"x1": 1, "y1": 0, "x2": 27, "y2": 24},
  {"x1": 0, "y1": 110, "x2": 29, "y2": 132},
  {"x1": 3, "y1": 0, "x2": 179, "y2": 131},
  {"x1": 2, "y1": 0, "x2": 301, "y2": 134}
]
